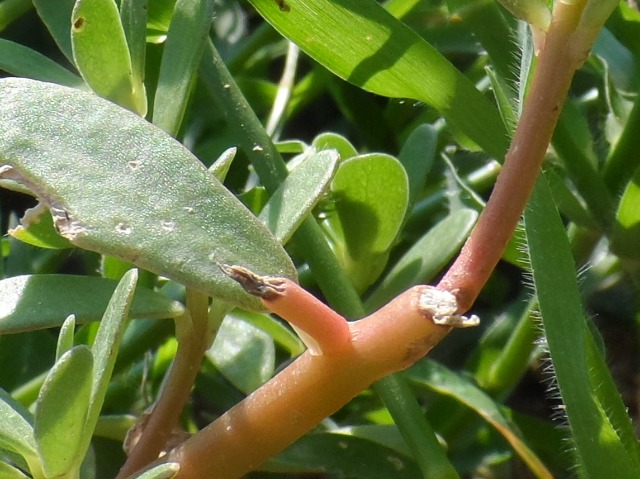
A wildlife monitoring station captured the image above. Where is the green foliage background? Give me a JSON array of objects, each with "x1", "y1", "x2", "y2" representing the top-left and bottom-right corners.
[{"x1": 1, "y1": 0, "x2": 640, "y2": 478}]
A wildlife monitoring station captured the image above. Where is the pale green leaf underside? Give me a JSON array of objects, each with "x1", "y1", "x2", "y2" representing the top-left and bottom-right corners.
[{"x1": 0, "y1": 78, "x2": 296, "y2": 311}]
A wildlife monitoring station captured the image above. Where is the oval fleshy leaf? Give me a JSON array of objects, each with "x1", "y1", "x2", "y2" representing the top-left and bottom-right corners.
[
  {"x1": 207, "y1": 314, "x2": 275, "y2": 394},
  {"x1": 326, "y1": 153, "x2": 408, "y2": 292},
  {"x1": 331, "y1": 153, "x2": 408, "y2": 258},
  {"x1": 71, "y1": 0, "x2": 146, "y2": 114},
  {"x1": 0, "y1": 78, "x2": 296, "y2": 311},
  {"x1": 0, "y1": 388, "x2": 36, "y2": 464},
  {"x1": 34, "y1": 345, "x2": 94, "y2": 478},
  {"x1": 0, "y1": 275, "x2": 184, "y2": 334}
]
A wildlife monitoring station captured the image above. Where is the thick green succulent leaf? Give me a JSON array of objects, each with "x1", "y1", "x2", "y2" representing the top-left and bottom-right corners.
[
  {"x1": 332, "y1": 153, "x2": 408, "y2": 257},
  {"x1": 34, "y1": 345, "x2": 94, "y2": 478},
  {"x1": 328, "y1": 153, "x2": 408, "y2": 292},
  {"x1": 153, "y1": 0, "x2": 213, "y2": 134},
  {"x1": 259, "y1": 149, "x2": 339, "y2": 244},
  {"x1": 56, "y1": 315, "x2": 77, "y2": 360},
  {"x1": 0, "y1": 389, "x2": 36, "y2": 464},
  {"x1": 120, "y1": 0, "x2": 148, "y2": 96},
  {"x1": 207, "y1": 314, "x2": 275, "y2": 394},
  {"x1": 0, "y1": 462, "x2": 29, "y2": 479},
  {"x1": 312, "y1": 132, "x2": 358, "y2": 162},
  {"x1": 81, "y1": 269, "x2": 139, "y2": 460},
  {"x1": 0, "y1": 275, "x2": 184, "y2": 334},
  {"x1": 247, "y1": 0, "x2": 508, "y2": 159},
  {"x1": 71, "y1": 0, "x2": 146, "y2": 114},
  {"x1": 398, "y1": 124, "x2": 437, "y2": 210},
  {"x1": 0, "y1": 78, "x2": 296, "y2": 311}
]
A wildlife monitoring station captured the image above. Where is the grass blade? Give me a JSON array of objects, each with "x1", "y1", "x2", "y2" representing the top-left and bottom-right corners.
[
  {"x1": 525, "y1": 174, "x2": 640, "y2": 478},
  {"x1": 248, "y1": 0, "x2": 508, "y2": 159}
]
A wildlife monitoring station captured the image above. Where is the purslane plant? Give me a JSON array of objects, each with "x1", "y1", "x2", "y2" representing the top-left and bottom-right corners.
[{"x1": 0, "y1": 0, "x2": 637, "y2": 478}]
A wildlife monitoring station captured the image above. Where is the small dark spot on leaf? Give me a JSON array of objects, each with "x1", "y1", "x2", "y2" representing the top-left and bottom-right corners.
[
  {"x1": 275, "y1": 0, "x2": 291, "y2": 12},
  {"x1": 73, "y1": 17, "x2": 85, "y2": 30}
]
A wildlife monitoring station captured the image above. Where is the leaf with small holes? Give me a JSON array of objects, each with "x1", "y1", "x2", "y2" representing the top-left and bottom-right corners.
[{"x1": 0, "y1": 78, "x2": 296, "y2": 311}]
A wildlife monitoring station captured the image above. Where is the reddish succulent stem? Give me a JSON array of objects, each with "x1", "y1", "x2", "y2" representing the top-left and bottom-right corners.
[
  {"x1": 145, "y1": 286, "x2": 450, "y2": 479},
  {"x1": 438, "y1": 0, "x2": 588, "y2": 310},
  {"x1": 117, "y1": 290, "x2": 211, "y2": 479}
]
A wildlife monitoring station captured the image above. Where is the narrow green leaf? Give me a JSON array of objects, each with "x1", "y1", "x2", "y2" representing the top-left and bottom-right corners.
[
  {"x1": 552, "y1": 100, "x2": 613, "y2": 229},
  {"x1": 56, "y1": 315, "x2": 76, "y2": 360},
  {"x1": 248, "y1": 0, "x2": 509, "y2": 159},
  {"x1": 153, "y1": 0, "x2": 214, "y2": 134},
  {"x1": 366, "y1": 209, "x2": 478, "y2": 311},
  {"x1": 0, "y1": 389, "x2": 36, "y2": 463},
  {"x1": 525, "y1": 176, "x2": 640, "y2": 478},
  {"x1": 207, "y1": 315, "x2": 275, "y2": 394},
  {"x1": 407, "y1": 360, "x2": 553, "y2": 479},
  {"x1": 544, "y1": 165, "x2": 598, "y2": 229},
  {"x1": 0, "y1": 275, "x2": 184, "y2": 334},
  {"x1": 80, "y1": 270, "x2": 138, "y2": 459},
  {"x1": 0, "y1": 39, "x2": 82, "y2": 87},
  {"x1": 32, "y1": 0, "x2": 76, "y2": 62},
  {"x1": 71, "y1": 0, "x2": 145, "y2": 114},
  {"x1": 447, "y1": 0, "x2": 517, "y2": 80},
  {"x1": 34, "y1": 345, "x2": 94, "y2": 478},
  {"x1": 134, "y1": 463, "x2": 180, "y2": 479},
  {"x1": 0, "y1": 78, "x2": 296, "y2": 311},
  {"x1": 486, "y1": 67, "x2": 517, "y2": 133},
  {"x1": 259, "y1": 149, "x2": 339, "y2": 244},
  {"x1": 611, "y1": 164, "x2": 640, "y2": 259}
]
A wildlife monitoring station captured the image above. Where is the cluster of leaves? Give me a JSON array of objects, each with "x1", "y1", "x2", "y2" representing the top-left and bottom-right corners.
[{"x1": 0, "y1": 0, "x2": 639, "y2": 478}]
